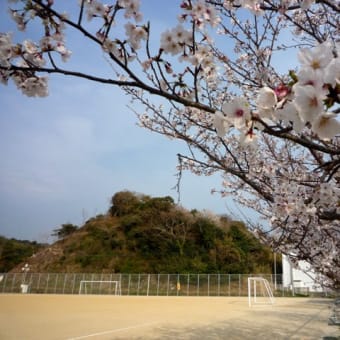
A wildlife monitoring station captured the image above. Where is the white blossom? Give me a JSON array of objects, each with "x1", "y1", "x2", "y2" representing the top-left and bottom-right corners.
[
  {"x1": 84, "y1": 0, "x2": 108, "y2": 20},
  {"x1": 324, "y1": 57, "x2": 340, "y2": 87},
  {"x1": 222, "y1": 97, "x2": 251, "y2": 129},
  {"x1": 239, "y1": 129, "x2": 257, "y2": 146},
  {"x1": 0, "y1": 32, "x2": 13, "y2": 61},
  {"x1": 119, "y1": 0, "x2": 142, "y2": 22},
  {"x1": 256, "y1": 86, "x2": 277, "y2": 118},
  {"x1": 297, "y1": 41, "x2": 333, "y2": 73},
  {"x1": 296, "y1": 68, "x2": 324, "y2": 89},
  {"x1": 237, "y1": 0, "x2": 264, "y2": 15},
  {"x1": 102, "y1": 38, "x2": 119, "y2": 56},
  {"x1": 141, "y1": 58, "x2": 152, "y2": 71},
  {"x1": 55, "y1": 42, "x2": 72, "y2": 62},
  {"x1": 18, "y1": 76, "x2": 48, "y2": 97},
  {"x1": 277, "y1": 101, "x2": 304, "y2": 133},
  {"x1": 191, "y1": 1, "x2": 221, "y2": 26},
  {"x1": 9, "y1": 9, "x2": 26, "y2": 31},
  {"x1": 311, "y1": 113, "x2": 340, "y2": 140},
  {"x1": 0, "y1": 69, "x2": 10, "y2": 85},
  {"x1": 23, "y1": 40, "x2": 38, "y2": 54},
  {"x1": 39, "y1": 36, "x2": 54, "y2": 51},
  {"x1": 300, "y1": 0, "x2": 315, "y2": 10},
  {"x1": 213, "y1": 110, "x2": 229, "y2": 137},
  {"x1": 125, "y1": 22, "x2": 147, "y2": 50},
  {"x1": 160, "y1": 29, "x2": 182, "y2": 55},
  {"x1": 293, "y1": 84, "x2": 326, "y2": 123},
  {"x1": 172, "y1": 25, "x2": 192, "y2": 45}
]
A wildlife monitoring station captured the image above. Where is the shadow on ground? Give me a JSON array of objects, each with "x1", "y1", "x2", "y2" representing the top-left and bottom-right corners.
[{"x1": 112, "y1": 315, "x2": 340, "y2": 340}]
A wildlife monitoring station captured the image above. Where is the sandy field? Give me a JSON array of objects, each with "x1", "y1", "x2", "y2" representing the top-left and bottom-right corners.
[{"x1": 0, "y1": 295, "x2": 339, "y2": 340}]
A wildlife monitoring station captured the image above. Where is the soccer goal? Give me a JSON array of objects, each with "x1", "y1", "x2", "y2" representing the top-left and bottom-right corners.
[
  {"x1": 79, "y1": 280, "x2": 122, "y2": 295},
  {"x1": 248, "y1": 277, "x2": 275, "y2": 307}
]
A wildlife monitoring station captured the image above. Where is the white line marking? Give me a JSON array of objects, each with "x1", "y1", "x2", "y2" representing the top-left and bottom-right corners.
[{"x1": 66, "y1": 321, "x2": 158, "y2": 340}]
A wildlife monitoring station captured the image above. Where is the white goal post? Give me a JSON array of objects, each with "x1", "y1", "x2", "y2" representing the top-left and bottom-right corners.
[
  {"x1": 248, "y1": 277, "x2": 275, "y2": 307},
  {"x1": 79, "y1": 280, "x2": 122, "y2": 295}
]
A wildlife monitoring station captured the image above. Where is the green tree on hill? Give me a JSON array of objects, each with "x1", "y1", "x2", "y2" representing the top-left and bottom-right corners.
[{"x1": 52, "y1": 224, "x2": 78, "y2": 240}]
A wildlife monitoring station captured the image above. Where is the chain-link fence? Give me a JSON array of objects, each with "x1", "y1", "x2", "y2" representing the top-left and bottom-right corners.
[{"x1": 0, "y1": 272, "x2": 291, "y2": 296}]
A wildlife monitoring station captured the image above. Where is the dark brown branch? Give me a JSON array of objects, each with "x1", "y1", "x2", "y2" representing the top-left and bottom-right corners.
[
  {"x1": 3, "y1": 63, "x2": 215, "y2": 113},
  {"x1": 254, "y1": 117, "x2": 340, "y2": 155}
]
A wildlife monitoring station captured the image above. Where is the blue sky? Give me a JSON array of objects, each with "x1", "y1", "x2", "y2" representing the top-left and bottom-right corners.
[{"x1": 0, "y1": 1, "x2": 238, "y2": 242}]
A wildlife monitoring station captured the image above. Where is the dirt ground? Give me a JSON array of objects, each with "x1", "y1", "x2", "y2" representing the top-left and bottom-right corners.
[{"x1": 0, "y1": 295, "x2": 339, "y2": 340}]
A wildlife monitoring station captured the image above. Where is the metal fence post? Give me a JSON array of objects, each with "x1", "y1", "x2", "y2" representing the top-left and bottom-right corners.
[
  {"x1": 187, "y1": 274, "x2": 190, "y2": 296},
  {"x1": 166, "y1": 274, "x2": 170, "y2": 296},
  {"x1": 147, "y1": 274, "x2": 150, "y2": 296},
  {"x1": 45, "y1": 273, "x2": 50, "y2": 293},
  {"x1": 137, "y1": 274, "x2": 141, "y2": 296},
  {"x1": 37, "y1": 273, "x2": 41, "y2": 293},
  {"x1": 228, "y1": 274, "x2": 231, "y2": 296},
  {"x1": 208, "y1": 274, "x2": 210, "y2": 296},
  {"x1": 127, "y1": 274, "x2": 131, "y2": 296},
  {"x1": 54, "y1": 274, "x2": 59, "y2": 294},
  {"x1": 238, "y1": 274, "x2": 241, "y2": 296},
  {"x1": 156, "y1": 274, "x2": 160, "y2": 296},
  {"x1": 2, "y1": 274, "x2": 8, "y2": 293},
  {"x1": 10, "y1": 273, "x2": 16, "y2": 293},
  {"x1": 62, "y1": 273, "x2": 67, "y2": 294},
  {"x1": 71, "y1": 274, "x2": 76, "y2": 294}
]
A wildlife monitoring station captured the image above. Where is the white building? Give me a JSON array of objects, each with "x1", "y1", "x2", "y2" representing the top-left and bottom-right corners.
[{"x1": 282, "y1": 254, "x2": 324, "y2": 293}]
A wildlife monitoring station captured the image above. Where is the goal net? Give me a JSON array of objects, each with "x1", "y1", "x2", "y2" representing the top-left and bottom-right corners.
[
  {"x1": 79, "y1": 280, "x2": 122, "y2": 295},
  {"x1": 248, "y1": 277, "x2": 275, "y2": 307}
]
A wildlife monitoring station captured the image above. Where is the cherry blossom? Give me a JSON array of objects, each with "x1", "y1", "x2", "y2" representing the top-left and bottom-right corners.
[
  {"x1": 297, "y1": 40, "x2": 333, "y2": 76},
  {"x1": 102, "y1": 38, "x2": 120, "y2": 58},
  {"x1": 55, "y1": 42, "x2": 72, "y2": 62},
  {"x1": 125, "y1": 22, "x2": 147, "y2": 50},
  {"x1": 83, "y1": 0, "x2": 109, "y2": 21},
  {"x1": 0, "y1": 32, "x2": 13, "y2": 62},
  {"x1": 9, "y1": 9, "x2": 26, "y2": 31},
  {"x1": 14, "y1": 75, "x2": 48, "y2": 97},
  {"x1": 300, "y1": 0, "x2": 316, "y2": 10},
  {"x1": 235, "y1": 0, "x2": 264, "y2": 15},
  {"x1": 293, "y1": 84, "x2": 326, "y2": 123},
  {"x1": 191, "y1": 0, "x2": 221, "y2": 27},
  {"x1": 324, "y1": 57, "x2": 340, "y2": 87},
  {"x1": 119, "y1": 0, "x2": 143, "y2": 22},
  {"x1": 311, "y1": 113, "x2": 340, "y2": 140},
  {"x1": 239, "y1": 129, "x2": 257, "y2": 146},
  {"x1": 276, "y1": 102, "x2": 304, "y2": 133},
  {"x1": 160, "y1": 29, "x2": 182, "y2": 55},
  {"x1": 160, "y1": 25, "x2": 192, "y2": 56},
  {"x1": 256, "y1": 86, "x2": 278, "y2": 119},
  {"x1": 213, "y1": 110, "x2": 229, "y2": 137},
  {"x1": 221, "y1": 98, "x2": 251, "y2": 129}
]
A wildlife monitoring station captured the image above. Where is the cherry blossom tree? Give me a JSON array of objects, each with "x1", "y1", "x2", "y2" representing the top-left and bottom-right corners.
[{"x1": 0, "y1": 0, "x2": 339, "y2": 288}]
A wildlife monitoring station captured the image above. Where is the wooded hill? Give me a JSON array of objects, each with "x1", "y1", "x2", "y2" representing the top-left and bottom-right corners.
[{"x1": 5, "y1": 191, "x2": 280, "y2": 274}]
